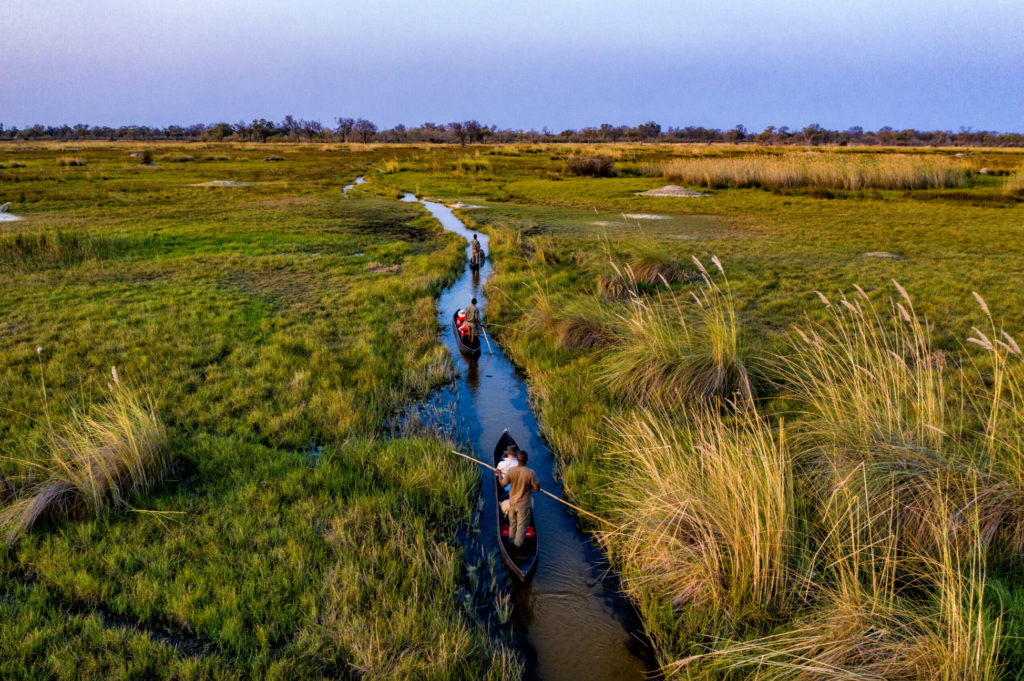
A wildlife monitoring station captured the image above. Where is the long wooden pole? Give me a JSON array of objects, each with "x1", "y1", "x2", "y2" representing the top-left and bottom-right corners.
[
  {"x1": 449, "y1": 449, "x2": 619, "y2": 529},
  {"x1": 480, "y1": 325, "x2": 495, "y2": 356}
]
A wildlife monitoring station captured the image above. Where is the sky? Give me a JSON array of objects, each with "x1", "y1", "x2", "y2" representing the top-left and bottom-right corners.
[{"x1": 2, "y1": 0, "x2": 1023, "y2": 132}]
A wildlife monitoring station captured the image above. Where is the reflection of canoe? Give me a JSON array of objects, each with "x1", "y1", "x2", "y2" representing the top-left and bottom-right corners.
[
  {"x1": 493, "y1": 429, "x2": 539, "y2": 580},
  {"x1": 469, "y1": 251, "x2": 485, "y2": 270},
  {"x1": 452, "y1": 311, "x2": 481, "y2": 356}
]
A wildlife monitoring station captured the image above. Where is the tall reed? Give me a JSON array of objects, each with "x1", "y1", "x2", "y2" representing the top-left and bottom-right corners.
[
  {"x1": 1005, "y1": 170, "x2": 1024, "y2": 195},
  {"x1": 653, "y1": 154, "x2": 969, "y2": 191},
  {"x1": 601, "y1": 257, "x2": 752, "y2": 405},
  {"x1": 677, "y1": 490, "x2": 1002, "y2": 680},
  {"x1": 780, "y1": 284, "x2": 1024, "y2": 560},
  {"x1": 602, "y1": 407, "x2": 793, "y2": 623}
]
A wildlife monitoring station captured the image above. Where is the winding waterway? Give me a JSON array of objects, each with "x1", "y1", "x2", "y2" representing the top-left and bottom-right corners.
[
  {"x1": 342, "y1": 175, "x2": 367, "y2": 197},
  {"x1": 403, "y1": 194, "x2": 653, "y2": 681}
]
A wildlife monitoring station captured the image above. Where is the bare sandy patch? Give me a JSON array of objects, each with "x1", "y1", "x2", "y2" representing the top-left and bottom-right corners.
[
  {"x1": 190, "y1": 180, "x2": 251, "y2": 187},
  {"x1": 637, "y1": 185, "x2": 706, "y2": 198},
  {"x1": 863, "y1": 252, "x2": 904, "y2": 260},
  {"x1": 623, "y1": 214, "x2": 669, "y2": 219}
]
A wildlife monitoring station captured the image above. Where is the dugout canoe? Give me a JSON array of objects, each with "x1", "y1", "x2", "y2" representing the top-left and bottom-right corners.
[
  {"x1": 493, "y1": 429, "x2": 539, "y2": 580},
  {"x1": 452, "y1": 311, "x2": 482, "y2": 356}
]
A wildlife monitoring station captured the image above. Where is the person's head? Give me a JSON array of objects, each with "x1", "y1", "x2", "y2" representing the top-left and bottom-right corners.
[
  {"x1": 473, "y1": 233, "x2": 478, "y2": 238},
  {"x1": 517, "y1": 451, "x2": 529, "y2": 466},
  {"x1": 471, "y1": 298, "x2": 477, "y2": 305},
  {"x1": 504, "y1": 445, "x2": 519, "y2": 458}
]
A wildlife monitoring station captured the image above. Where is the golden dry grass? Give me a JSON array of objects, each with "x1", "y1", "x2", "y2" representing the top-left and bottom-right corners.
[
  {"x1": 602, "y1": 407, "x2": 792, "y2": 621},
  {"x1": 653, "y1": 154, "x2": 970, "y2": 190}
]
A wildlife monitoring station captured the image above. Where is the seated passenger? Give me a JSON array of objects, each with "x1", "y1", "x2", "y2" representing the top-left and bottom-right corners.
[{"x1": 497, "y1": 446, "x2": 519, "y2": 478}]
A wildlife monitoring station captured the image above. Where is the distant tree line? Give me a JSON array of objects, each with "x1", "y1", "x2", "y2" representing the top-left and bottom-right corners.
[{"x1": 1, "y1": 118, "x2": 1020, "y2": 147}]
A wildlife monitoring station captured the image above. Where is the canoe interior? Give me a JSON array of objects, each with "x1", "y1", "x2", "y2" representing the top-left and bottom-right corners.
[{"x1": 493, "y1": 430, "x2": 539, "y2": 580}]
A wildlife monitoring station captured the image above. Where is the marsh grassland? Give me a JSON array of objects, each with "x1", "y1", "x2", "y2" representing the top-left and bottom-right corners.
[
  {"x1": 0, "y1": 144, "x2": 519, "y2": 680},
  {"x1": 3, "y1": 141, "x2": 1024, "y2": 680},
  {"x1": 371, "y1": 144, "x2": 1024, "y2": 678}
]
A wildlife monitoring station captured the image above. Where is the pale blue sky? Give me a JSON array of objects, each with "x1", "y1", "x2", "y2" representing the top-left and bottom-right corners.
[{"x1": 2, "y1": 0, "x2": 1022, "y2": 131}]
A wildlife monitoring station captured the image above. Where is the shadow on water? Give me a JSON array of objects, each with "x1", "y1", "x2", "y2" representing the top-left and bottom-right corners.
[{"x1": 402, "y1": 193, "x2": 655, "y2": 681}]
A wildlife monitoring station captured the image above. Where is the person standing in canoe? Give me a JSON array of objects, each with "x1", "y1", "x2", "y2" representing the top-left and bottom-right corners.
[
  {"x1": 464, "y1": 297, "x2": 481, "y2": 344},
  {"x1": 499, "y1": 451, "x2": 539, "y2": 549},
  {"x1": 471, "y1": 234, "x2": 484, "y2": 267}
]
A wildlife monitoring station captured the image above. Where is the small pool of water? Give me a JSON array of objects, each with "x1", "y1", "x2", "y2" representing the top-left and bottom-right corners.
[{"x1": 406, "y1": 193, "x2": 653, "y2": 681}]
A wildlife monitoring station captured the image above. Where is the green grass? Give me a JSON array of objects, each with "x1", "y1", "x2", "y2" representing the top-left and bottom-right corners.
[
  {"x1": 0, "y1": 143, "x2": 519, "y2": 679},
  {"x1": 6, "y1": 141, "x2": 1024, "y2": 678},
  {"x1": 373, "y1": 144, "x2": 1024, "y2": 677}
]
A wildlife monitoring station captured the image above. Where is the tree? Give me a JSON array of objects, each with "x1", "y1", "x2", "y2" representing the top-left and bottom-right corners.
[
  {"x1": 449, "y1": 121, "x2": 467, "y2": 146},
  {"x1": 801, "y1": 123, "x2": 824, "y2": 150},
  {"x1": 635, "y1": 121, "x2": 661, "y2": 142},
  {"x1": 303, "y1": 120, "x2": 324, "y2": 140},
  {"x1": 463, "y1": 120, "x2": 483, "y2": 144},
  {"x1": 353, "y1": 118, "x2": 377, "y2": 143},
  {"x1": 282, "y1": 115, "x2": 299, "y2": 137},
  {"x1": 207, "y1": 122, "x2": 234, "y2": 141},
  {"x1": 335, "y1": 117, "x2": 355, "y2": 141},
  {"x1": 725, "y1": 124, "x2": 748, "y2": 144}
]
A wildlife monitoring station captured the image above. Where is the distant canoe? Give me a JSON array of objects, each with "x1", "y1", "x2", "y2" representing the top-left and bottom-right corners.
[
  {"x1": 469, "y1": 251, "x2": 485, "y2": 270},
  {"x1": 493, "y1": 429, "x2": 539, "y2": 580},
  {"x1": 452, "y1": 311, "x2": 481, "y2": 356}
]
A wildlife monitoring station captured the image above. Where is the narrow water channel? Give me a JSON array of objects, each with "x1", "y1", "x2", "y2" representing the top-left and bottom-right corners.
[
  {"x1": 404, "y1": 194, "x2": 653, "y2": 681},
  {"x1": 343, "y1": 175, "x2": 367, "y2": 197}
]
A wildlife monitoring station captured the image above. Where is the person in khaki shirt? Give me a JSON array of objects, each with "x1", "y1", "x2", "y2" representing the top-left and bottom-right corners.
[
  {"x1": 471, "y1": 234, "x2": 484, "y2": 266},
  {"x1": 464, "y1": 298, "x2": 481, "y2": 343},
  {"x1": 499, "y1": 451, "x2": 539, "y2": 548}
]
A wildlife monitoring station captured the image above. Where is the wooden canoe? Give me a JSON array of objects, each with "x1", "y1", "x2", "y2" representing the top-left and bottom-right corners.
[
  {"x1": 452, "y1": 311, "x2": 482, "y2": 356},
  {"x1": 493, "y1": 429, "x2": 539, "y2": 580},
  {"x1": 469, "y1": 251, "x2": 485, "y2": 270}
]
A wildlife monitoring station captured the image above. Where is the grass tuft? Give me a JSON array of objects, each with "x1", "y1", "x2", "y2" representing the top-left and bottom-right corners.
[
  {"x1": 532, "y1": 293, "x2": 618, "y2": 349},
  {"x1": 0, "y1": 231, "x2": 123, "y2": 271},
  {"x1": 601, "y1": 258, "x2": 753, "y2": 405},
  {"x1": 0, "y1": 369, "x2": 169, "y2": 545},
  {"x1": 780, "y1": 284, "x2": 1024, "y2": 562},
  {"x1": 564, "y1": 154, "x2": 617, "y2": 177},
  {"x1": 162, "y1": 153, "x2": 195, "y2": 163},
  {"x1": 602, "y1": 407, "x2": 793, "y2": 623},
  {"x1": 457, "y1": 158, "x2": 491, "y2": 172}
]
